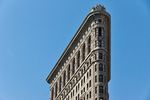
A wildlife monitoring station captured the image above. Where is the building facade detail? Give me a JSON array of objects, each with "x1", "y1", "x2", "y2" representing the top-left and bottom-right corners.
[{"x1": 46, "y1": 4, "x2": 111, "y2": 100}]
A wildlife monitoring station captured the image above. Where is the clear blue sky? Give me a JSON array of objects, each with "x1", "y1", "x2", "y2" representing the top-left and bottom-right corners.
[{"x1": 0, "y1": 0, "x2": 150, "y2": 100}]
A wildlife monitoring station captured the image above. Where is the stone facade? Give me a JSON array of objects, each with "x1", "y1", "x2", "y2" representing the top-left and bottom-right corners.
[{"x1": 46, "y1": 4, "x2": 111, "y2": 100}]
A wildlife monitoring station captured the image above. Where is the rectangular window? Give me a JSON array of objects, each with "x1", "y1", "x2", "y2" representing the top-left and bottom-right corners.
[
  {"x1": 99, "y1": 86, "x2": 103, "y2": 93},
  {"x1": 98, "y1": 27, "x2": 102, "y2": 37},
  {"x1": 89, "y1": 69, "x2": 91, "y2": 76},
  {"x1": 78, "y1": 83, "x2": 80, "y2": 90},
  {"x1": 95, "y1": 86, "x2": 97, "y2": 94},
  {"x1": 78, "y1": 94, "x2": 80, "y2": 100},
  {"x1": 83, "y1": 87, "x2": 85, "y2": 92},
  {"x1": 81, "y1": 80, "x2": 83, "y2": 86},
  {"x1": 87, "y1": 83, "x2": 88, "y2": 90},
  {"x1": 99, "y1": 63, "x2": 103, "y2": 71},
  {"x1": 87, "y1": 94, "x2": 88, "y2": 99},
  {"x1": 76, "y1": 86, "x2": 78, "y2": 93},
  {"x1": 99, "y1": 75, "x2": 103, "y2": 82},
  {"x1": 98, "y1": 19, "x2": 102, "y2": 23},
  {"x1": 87, "y1": 72, "x2": 88, "y2": 79},
  {"x1": 95, "y1": 75, "x2": 97, "y2": 82},
  {"x1": 89, "y1": 91, "x2": 91, "y2": 98},
  {"x1": 89, "y1": 80, "x2": 91, "y2": 87},
  {"x1": 99, "y1": 53, "x2": 103, "y2": 59},
  {"x1": 95, "y1": 64, "x2": 97, "y2": 72}
]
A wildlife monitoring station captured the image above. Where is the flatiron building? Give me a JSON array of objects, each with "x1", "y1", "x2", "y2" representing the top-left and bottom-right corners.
[{"x1": 46, "y1": 4, "x2": 111, "y2": 100}]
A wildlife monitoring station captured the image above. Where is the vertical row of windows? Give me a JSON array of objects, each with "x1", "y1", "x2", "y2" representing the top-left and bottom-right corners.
[
  {"x1": 95, "y1": 19, "x2": 106, "y2": 100},
  {"x1": 94, "y1": 52, "x2": 105, "y2": 100},
  {"x1": 95, "y1": 25, "x2": 105, "y2": 48}
]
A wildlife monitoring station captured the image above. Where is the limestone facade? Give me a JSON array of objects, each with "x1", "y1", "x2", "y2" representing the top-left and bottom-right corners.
[{"x1": 46, "y1": 4, "x2": 111, "y2": 100}]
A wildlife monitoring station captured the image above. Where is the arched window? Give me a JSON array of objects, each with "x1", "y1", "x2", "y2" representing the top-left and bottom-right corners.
[
  {"x1": 82, "y1": 43, "x2": 85, "y2": 61},
  {"x1": 77, "y1": 51, "x2": 80, "y2": 68},
  {"x1": 67, "y1": 65, "x2": 70, "y2": 81},
  {"x1": 59, "y1": 77, "x2": 62, "y2": 92},
  {"x1": 88, "y1": 36, "x2": 91, "y2": 54},
  {"x1": 72, "y1": 58, "x2": 75, "y2": 75},
  {"x1": 63, "y1": 71, "x2": 66, "y2": 86}
]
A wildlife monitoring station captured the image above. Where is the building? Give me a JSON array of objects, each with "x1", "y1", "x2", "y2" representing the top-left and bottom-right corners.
[{"x1": 46, "y1": 4, "x2": 111, "y2": 100}]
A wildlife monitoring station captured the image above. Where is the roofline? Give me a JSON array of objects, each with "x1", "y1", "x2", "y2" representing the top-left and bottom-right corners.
[{"x1": 46, "y1": 7, "x2": 110, "y2": 84}]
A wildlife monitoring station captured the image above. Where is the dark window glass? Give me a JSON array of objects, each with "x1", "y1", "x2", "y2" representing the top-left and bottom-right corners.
[
  {"x1": 63, "y1": 71, "x2": 66, "y2": 86},
  {"x1": 89, "y1": 80, "x2": 91, "y2": 87},
  {"x1": 78, "y1": 94, "x2": 80, "y2": 100},
  {"x1": 77, "y1": 51, "x2": 80, "y2": 68},
  {"x1": 95, "y1": 75, "x2": 97, "y2": 82},
  {"x1": 99, "y1": 75, "x2": 103, "y2": 82},
  {"x1": 82, "y1": 44, "x2": 85, "y2": 61},
  {"x1": 89, "y1": 91, "x2": 91, "y2": 98},
  {"x1": 99, "y1": 53, "x2": 103, "y2": 59},
  {"x1": 88, "y1": 36, "x2": 91, "y2": 54},
  {"x1": 95, "y1": 64, "x2": 97, "y2": 72},
  {"x1": 89, "y1": 69, "x2": 91, "y2": 76},
  {"x1": 99, "y1": 86, "x2": 103, "y2": 93},
  {"x1": 72, "y1": 58, "x2": 75, "y2": 74},
  {"x1": 55, "y1": 82, "x2": 58, "y2": 97},
  {"x1": 98, "y1": 19, "x2": 102, "y2": 23},
  {"x1": 99, "y1": 40, "x2": 102, "y2": 47},
  {"x1": 87, "y1": 83, "x2": 88, "y2": 90},
  {"x1": 95, "y1": 86, "x2": 97, "y2": 94},
  {"x1": 99, "y1": 63, "x2": 103, "y2": 71},
  {"x1": 68, "y1": 65, "x2": 70, "y2": 81},
  {"x1": 98, "y1": 27, "x2": 102, "y2": 37},
  {"x1": 59, "y1": 77, "x2": 62, "y2": 92}
]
